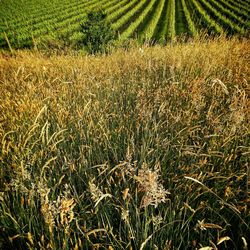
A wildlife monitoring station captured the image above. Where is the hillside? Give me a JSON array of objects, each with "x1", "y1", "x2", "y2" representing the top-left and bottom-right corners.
[
  {"x1": 0, "y1": 37, "x2": 249, "y2": 249},
  {"x1": 0, "y1": 0, "x2": 249, "y2": 48}
]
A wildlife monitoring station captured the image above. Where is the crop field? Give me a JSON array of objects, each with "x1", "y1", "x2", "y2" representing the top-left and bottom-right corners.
[{"x1": 0, "y1": 0, "x2": 249, "y2": 48}]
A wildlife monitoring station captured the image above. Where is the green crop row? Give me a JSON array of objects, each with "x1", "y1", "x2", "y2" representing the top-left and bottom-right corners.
[
  {"x1": 190, "y1": 0, "x2": 223, "y2": 34},
  {"x1": 108, "y1": 0, "x2": 139, "y2": 23},
  {"x1": 198, "y1": 0, "x2": 245, "y2": 35},
  {"x1": 181, "y1": 0, "x2": 197, "y2": 36},
  {"x1": 228, "y1": 0, "x2": 250, "y2": 11},
  {"x1": 217, "y1": 0, "x2": 249, "y2": 21},
  {"x1": 175, "y1": 0, "x2": 189, "y2": 36},
  {"x1": 106, "y1": 0, "x2": 130, "y2": 15},
  {"x1": 112, "y1": 0, "x2": 149, "y2": 32},
  {"x1": 0, "y1": 0, "x2": 249, "y2": 49},
  {"x1": 208, "y1": 0, "x2": 249, "y2": 28},
  {"x1": 139, "y1": 0, "x2": 165, "y2": 41},
  {"x1": 120, "y1": 0, "x2": 158, "y2": 40},
  {"x1": 167, "y1": 0, "x2": 176, "y2": 40}
]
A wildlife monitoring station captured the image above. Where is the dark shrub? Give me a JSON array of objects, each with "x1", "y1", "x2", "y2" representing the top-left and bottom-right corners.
[{"x1": 80, "y1": 10, "x2": 116, "y2": 54}]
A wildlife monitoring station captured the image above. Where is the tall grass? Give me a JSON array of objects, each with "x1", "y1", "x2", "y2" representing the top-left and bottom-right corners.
[{"x1": 0, "y1": 36, "x2": 249, "y2": 249}]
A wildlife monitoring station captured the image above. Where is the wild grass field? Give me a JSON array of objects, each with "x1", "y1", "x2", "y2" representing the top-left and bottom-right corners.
[{"x1": 0, "y1": 36, "x2": 249, "y2": 249}]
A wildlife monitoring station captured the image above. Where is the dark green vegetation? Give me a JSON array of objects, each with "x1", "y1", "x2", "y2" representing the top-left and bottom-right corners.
[
  {"x1": 0, "y1": 37, "x2": 249, "y2": 249},
  {"x1": 0, "y1": 0, "x2": 249, "y2": 49},
  {"x1": 80, "y1": 10, "x2": 116, "y2": 53}
]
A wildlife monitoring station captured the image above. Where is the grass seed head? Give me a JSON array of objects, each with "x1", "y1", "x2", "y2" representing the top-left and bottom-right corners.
[{"x1": 137, "y1": 163, "x2": 170, "y2": 208}]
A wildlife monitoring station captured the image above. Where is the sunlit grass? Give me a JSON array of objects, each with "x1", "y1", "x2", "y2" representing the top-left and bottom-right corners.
[{"x1": 0, "y1": 36, "x2": 249, "y2": 249}]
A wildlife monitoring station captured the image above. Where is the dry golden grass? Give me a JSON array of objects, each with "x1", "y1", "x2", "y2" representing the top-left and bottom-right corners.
[{"x1": 0, "y1": 36, "x2": 249, "y2": 249}]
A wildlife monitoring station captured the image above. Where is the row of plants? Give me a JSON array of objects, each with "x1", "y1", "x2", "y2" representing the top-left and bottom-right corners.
[
  {"x1": 175, "y1": 0, "x2": 189, "y2": 36},
  {"x1": 139, "y1": 0, "x2": 165, "y2": 41},
  {"x1": 119, "y1": 0, "x2": 158, "y2": 40},
  {"x1": 218, "y1": 0, "x2": 249, "y2": 20},
  {"x1": 112, "y1": 0, "x2": 150, "y2": 33},
  {"x1": 229, "y1": 0, "x2": 250, "y2": 10},
  {"x1": 181, "y1": 0, "x2": 197, "y2": 36},
  {"x1": 0, "y1": 0, "x2": 93, "y2": 27},
  {"x1": 153, "y1": 0, "x2": 169, "y2": 42},
  {"x1": 0, "y1": 0, "x2": 103, "y2": 47},
  {"x1": 1, "y1": 0, "x2": 249, "y2": 49},
  {"x1": 106, "y1": 0, "x2": 130, "y2": 15},
  {"x1": 208, "y1": 0, "x2": 248, "y2": 28},
  {"x1": 0, "y1": 0, "x2": 122, "y2": 49},
  {"x1": 166, "y1": 0, "x2": 176, "y2": 40},
  {"x1": 197, "y1": 0, "x2": 245, "y2": 35},
  {"x1": 189, "y1": 0, "x2": 223, "y2": 34},
  {"x1": 108, "y1": 0, "x2": 139, "y2": 24}
]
